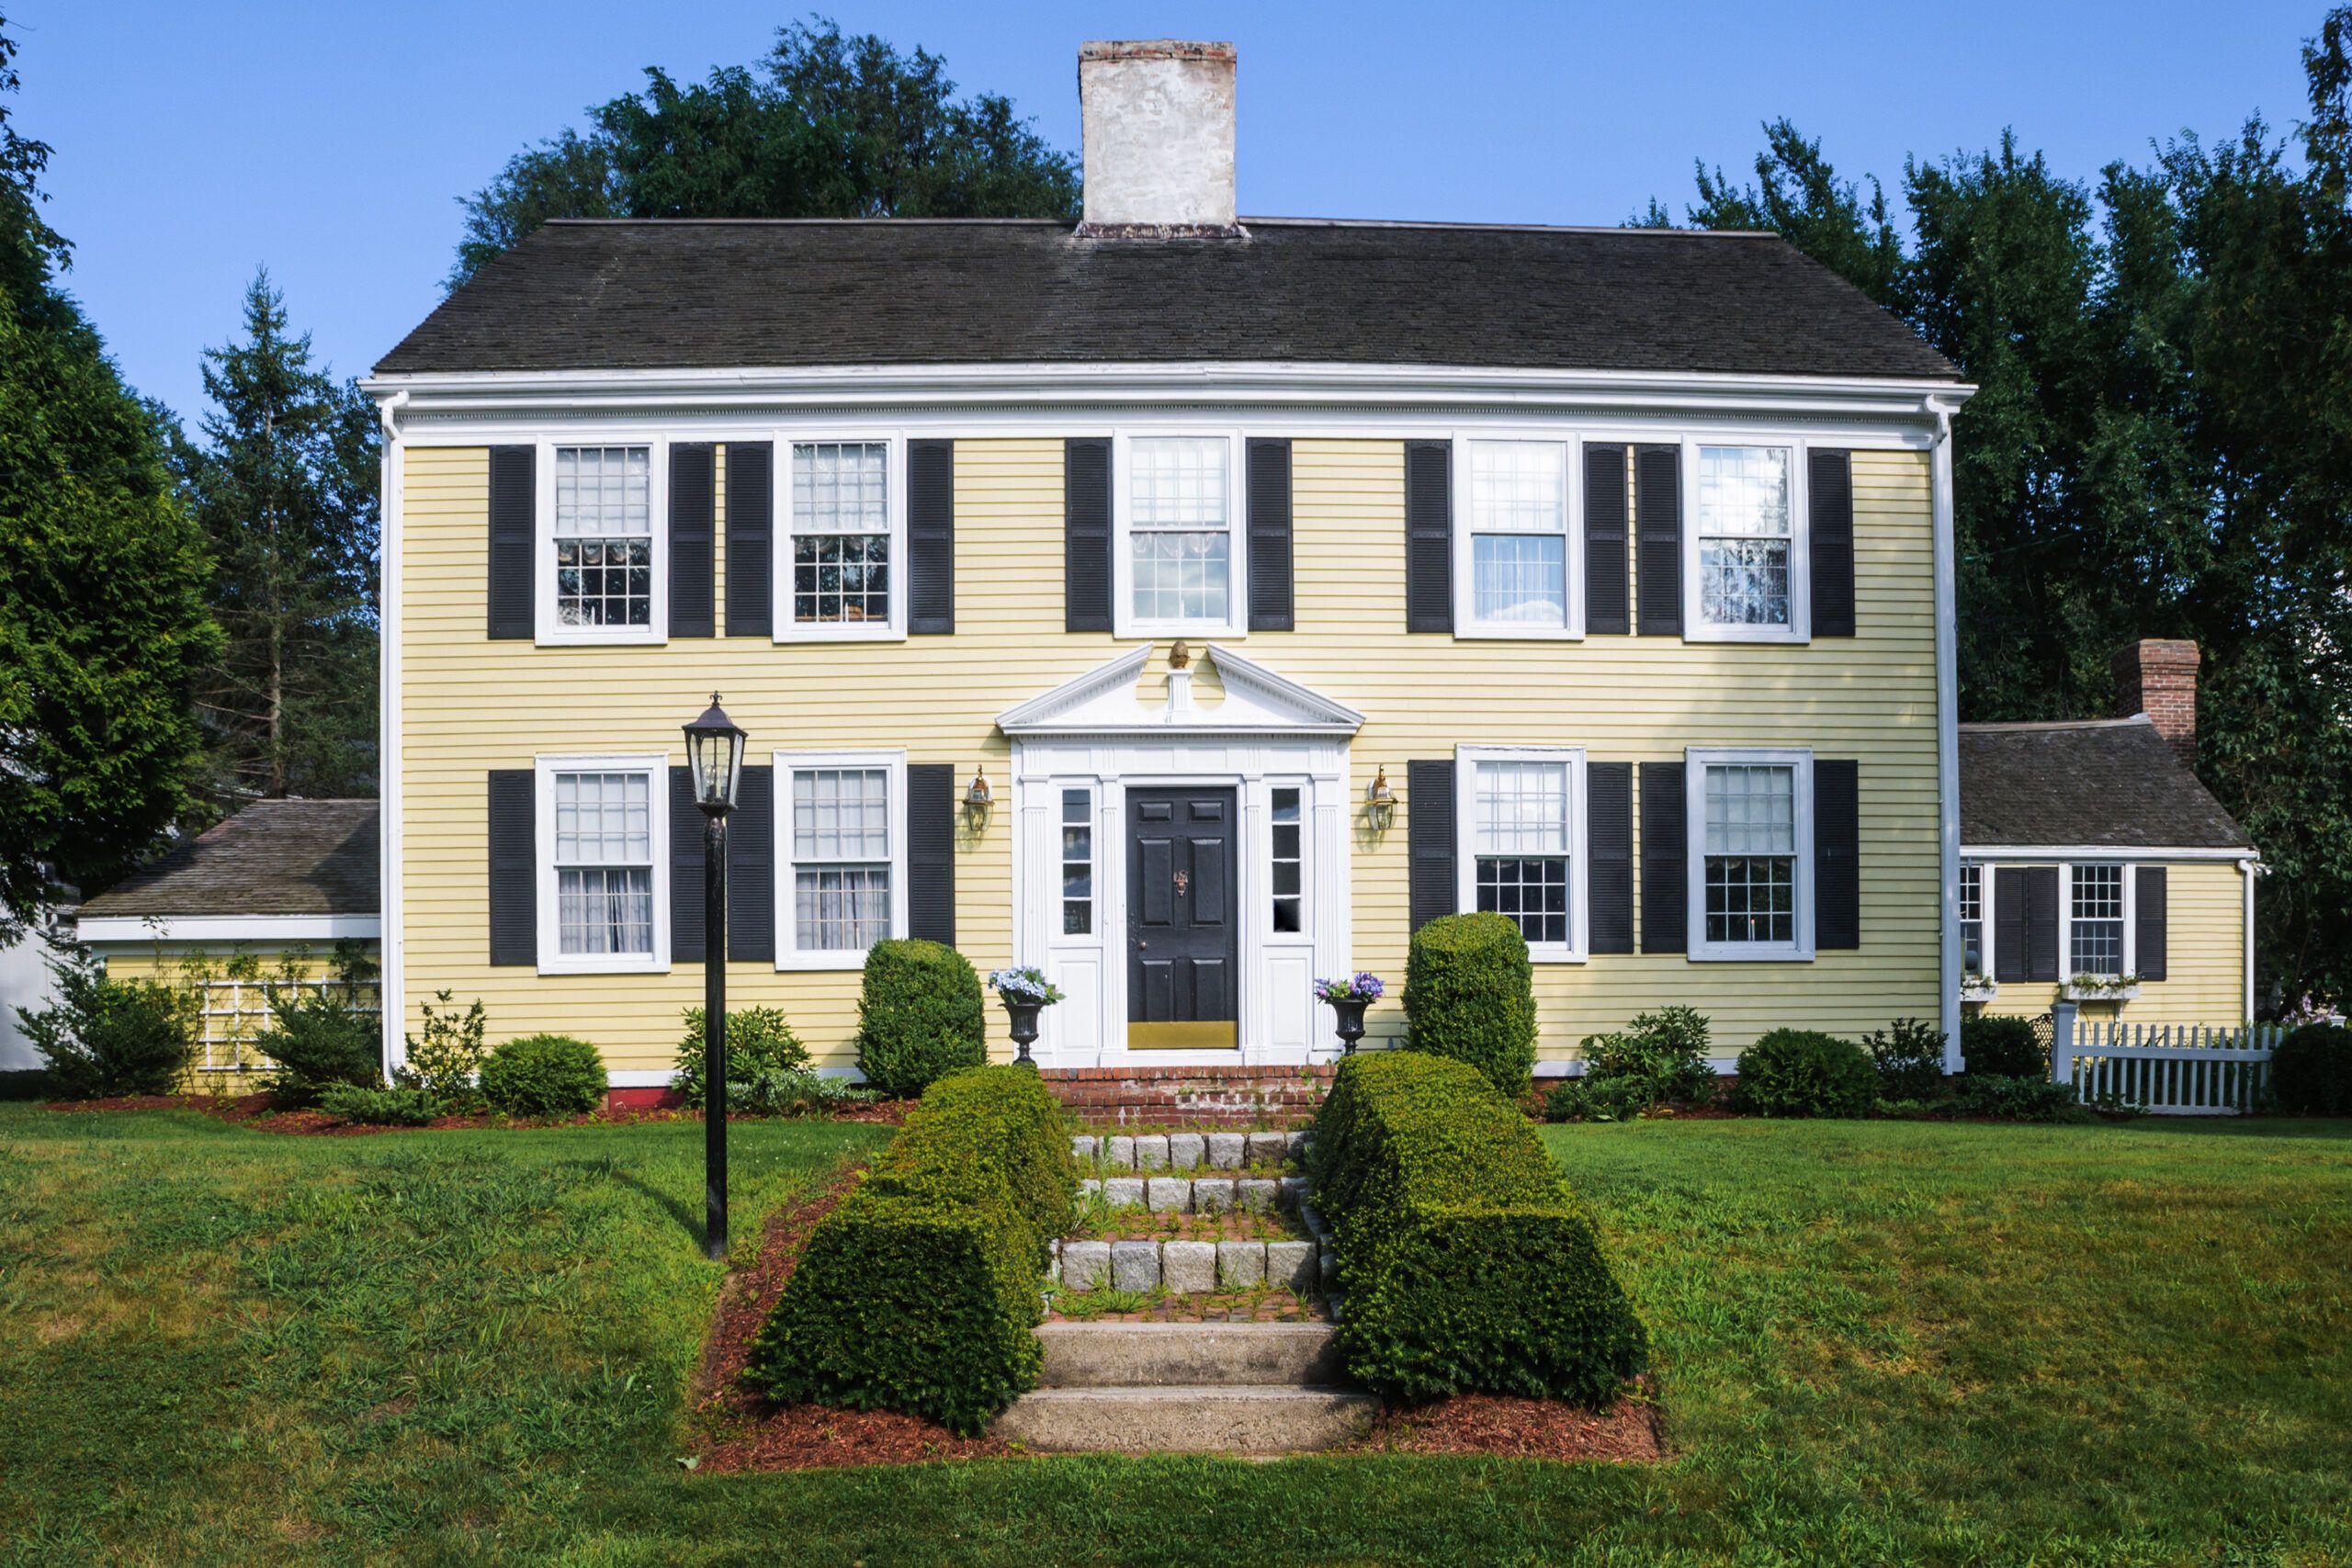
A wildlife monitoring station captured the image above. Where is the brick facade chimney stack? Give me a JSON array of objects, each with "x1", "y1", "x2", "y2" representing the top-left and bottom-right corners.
[{"x1": 2114, "y1": 638, "x2": 2200, "y2": 768}]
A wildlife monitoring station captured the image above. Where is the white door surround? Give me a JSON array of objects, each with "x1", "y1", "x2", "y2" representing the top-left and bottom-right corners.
[{"x1": 999, "y1": 646, "x2": 1362, "y2": 1067}]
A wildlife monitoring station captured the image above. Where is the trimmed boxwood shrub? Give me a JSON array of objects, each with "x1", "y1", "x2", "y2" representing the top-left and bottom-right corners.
[
  {"x1": 2271, "y1": 1023, "x2": 2352, "y2": 1116},
  {"x1": 479, "y1": 1033, "x2": 607, "y2": 1117},
  {"x1": 1403, "y1": 912, "x2": 1538, "y2": 1098},
  {"x1": 1308, "y1": 1051, "x2": 1647, "y2": 1405},
  {"x1": 1961, "y1": 1012, "x2": 2047, "y2": 1078},
  {"x1": 750, "y1": 1065, "x2": 1075, "y2": 1434},
  {"x1": 854, "y1": 939, "x2": 986, "y2": 1099},
  {"x1": 1734, "y1": 1029, "x2": 1878, "y2": 1118}
]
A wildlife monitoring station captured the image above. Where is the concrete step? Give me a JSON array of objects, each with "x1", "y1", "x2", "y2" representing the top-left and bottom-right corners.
[
  {"x1": 991, "y1": 1384, "x2": 1375, "y2": 1454},
  {"x1": 1038, "y1": 1320, "x2": 1343, "y2": 1388}
]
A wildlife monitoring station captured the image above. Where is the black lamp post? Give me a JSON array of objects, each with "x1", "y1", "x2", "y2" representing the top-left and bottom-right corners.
[{"x1": 684, "y1": 693, "x2": 747, "y2": 1261}]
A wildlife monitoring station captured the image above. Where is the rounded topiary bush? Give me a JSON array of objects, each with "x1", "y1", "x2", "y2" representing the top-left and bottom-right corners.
[
  {"x1": 1403, "y1": 911, "x2": 1537, "y2": 1098},
  {"x1": 1961, "y1": 1012, "x2": 2046, "y2": 1078},
  {"x1": 2271, "y1": 1022, "x2": 2352, "y2": 1116},
  {"x1": 1733, "y1": 1029, "x2": 1877, "y2": 1118},
  {"x1": 855, "y1": 939, "x2": 986, "y2": 1100},
  {"x1": 479, "y1": 1033, "x2": 607, "y2": 1118}
]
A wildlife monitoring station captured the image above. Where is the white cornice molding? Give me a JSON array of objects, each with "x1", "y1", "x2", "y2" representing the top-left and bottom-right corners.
[{"x1": 996, "y1": 645, "x2": 1363, "y2": 739}]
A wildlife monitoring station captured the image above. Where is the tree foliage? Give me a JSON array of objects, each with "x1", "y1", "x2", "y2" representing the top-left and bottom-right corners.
[
  {"x1": 450, "y1": 17, "x2": 1080, "y2": 287},
  {"x1": 1649, "y1": 11, "x2": 2352, "y2": 1007}
]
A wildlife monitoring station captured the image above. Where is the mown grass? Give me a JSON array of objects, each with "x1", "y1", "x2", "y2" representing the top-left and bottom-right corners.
[{"x1": 0, "y1": 1106, "x2": 2346, "y2": 1565}]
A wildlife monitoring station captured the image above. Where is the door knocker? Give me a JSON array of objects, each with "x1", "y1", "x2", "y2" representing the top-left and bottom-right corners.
[{"x1": 1173, "y1": 869, "x2": 1190, "y2": 897}]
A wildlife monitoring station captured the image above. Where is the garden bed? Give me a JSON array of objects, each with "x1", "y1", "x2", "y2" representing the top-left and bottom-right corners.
[{"x1": 1351, "y1": 1385, "x2": 1664, "y2": 1462}]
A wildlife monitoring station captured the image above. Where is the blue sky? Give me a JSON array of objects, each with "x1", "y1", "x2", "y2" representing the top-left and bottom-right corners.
[{"x1": 7, "y1": 1, "x2": 2327, "y2": 423}]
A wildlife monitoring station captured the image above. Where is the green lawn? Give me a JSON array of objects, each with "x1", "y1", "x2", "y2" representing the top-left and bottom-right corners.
[{"x1": 2, "y1": 1106, "x2": 2347, "y2": 1566}]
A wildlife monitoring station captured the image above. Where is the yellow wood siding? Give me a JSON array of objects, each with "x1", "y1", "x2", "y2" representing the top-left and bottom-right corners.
[
  {"x1": 396, "y1": 440, "x2": 1945, "y2": 1076},
  {"x1": 96, "y1": 943, "x2": 374, "y2": 1091},
  {"x1": 1979, "y1": 859, "x2": 2247, "y2": 1026}
]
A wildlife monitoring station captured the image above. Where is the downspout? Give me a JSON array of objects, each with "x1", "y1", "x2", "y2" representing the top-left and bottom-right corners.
[
  {"x1": 2242, "y1": 857, "x2": 2257, "y2": 1022},
  {"x1": 1928, "y1": 397, "x2": 1963, "y2": 1072},
  {"x1": 376, "y1": 389, "x2": 408, "y2": 1081}
]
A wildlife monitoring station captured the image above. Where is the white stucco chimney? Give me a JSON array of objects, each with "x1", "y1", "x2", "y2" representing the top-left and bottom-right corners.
[{"x1": 1078, "y1": 40, "x2": 1238, "y2": 235}]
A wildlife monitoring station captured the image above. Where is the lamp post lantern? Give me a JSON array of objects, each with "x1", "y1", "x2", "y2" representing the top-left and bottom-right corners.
[{"x1": 684, "y1": 694, "x2": 747, "y2": 1260}]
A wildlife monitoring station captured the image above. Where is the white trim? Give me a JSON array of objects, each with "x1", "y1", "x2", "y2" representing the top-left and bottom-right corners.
[
  {"x1": 1686, "y1": 747, "x2": 1815, "y2": 962},
  {"x1": 1111, "y1": 430, "x2": 1249, "y2": 640},
  {"x1": 1451, "y1": 435, "x2": 1584, "y2": 640},
  {"x1": 77, "y1": 914, "x2": 380, "y2": 945},
  {"x1": 533, "y1": 752, "x2": 672, "y2": 976},
  {"x1": 994, "y1": 644, "x2": 1363, "y2": 739},
  {"x1": 536, "y1": 437, "x2": 670, "y2": 647},
  {"x1": 775, "y1": 433, "x2": 910, "y2": 643},
  {"x1": 2242, "y1": 858, "x2": 2257, "y2": 1020},
  {"x1": 379, "y1": 391, "x2": 408, "y2": 1077},
  {"x1": 773, "y1": 750, "x2": 909, "y2": 972},
  {"x1": 1453, "y1": 745, "x2": 1589, "y2": 964},
  {"x1": 1960, "y1": 844, "x2": 2258, "y2": 863},
  {"x1": 2060, "y1": 860, "x2": 2133, "y2": 982},
  {"x1": 1681, "y1": 439, "x2": 1811, "y2": 644}
]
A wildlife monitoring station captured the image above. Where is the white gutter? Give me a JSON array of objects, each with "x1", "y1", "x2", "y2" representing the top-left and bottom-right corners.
[{"x1": 78, "y1": 914, "x2": 380, "y2": 944}]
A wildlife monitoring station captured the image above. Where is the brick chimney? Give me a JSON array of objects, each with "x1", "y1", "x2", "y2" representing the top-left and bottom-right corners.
[
  {"x1": 2114, "y1": 638, "x2": 2200, "y2": 768},
  {"x1": 1077, "y1": 40, "x2": 1238, "y2": 236}
]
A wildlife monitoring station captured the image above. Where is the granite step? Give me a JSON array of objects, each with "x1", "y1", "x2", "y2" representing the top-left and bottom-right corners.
[
  {"x1": 1037, "y1": 1320, "x2": 1344, "y2": 1388},
  {"x1": 991, "y1": 1384, "x2": 1375, "y2": 1455}
]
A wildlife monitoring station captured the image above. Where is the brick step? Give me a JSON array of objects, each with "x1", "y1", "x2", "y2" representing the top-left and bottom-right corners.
[
  {"x1": 1037, "y1": 1320, "x2": 1344, "y2": 1387},
  {"x1": 990, "y1": 1384, "x2": 1375, "y2": 1454}
]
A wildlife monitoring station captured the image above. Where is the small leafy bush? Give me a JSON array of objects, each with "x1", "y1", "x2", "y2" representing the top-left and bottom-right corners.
[
  {"x1": 854, "y1": 940, "x2": 986, "y2": 1100},
  {"x1": 1864, "y1": 1017, "x2": 1948, "y2": 1100},
  {"x1": 1961, "y1": 1012, "x2": 2047, "y2": 1078},
  {"x1": 254, "y1": 990, "x2": 380, "y2": 1107},
  {"x1": 1402, "y1": 912, "x2": 1538, "y2": 1098},
  {"x1": 1734, "y1": 1030, "x2": 1877, "y2": 1118},
  {"x1": 1946, "y1": 1073, "x2": 2094, "y2": 1123},
  {"x1": 16, "y1": 949, "x2": 194, "y2": 1099},
  {"x1": 399, "y1": 990, "x2": 487, "y2": 1110},
  {"x1": 1543, "y1": 1074, "x2": 1658, "y2": 1123},
  {"x1": 1552, "y1": 1007, "x2": 1716, "y2": 1120},
  {"x1": 751, "y1": 1066, "x2": 1076, "y2": 1433},
  {"x1": 1310, "y1": 1051, "x2": 1647, "y2": 1405},
  {"x1": 480, "y1": 1033, "x2": 607, "y2": 1118},
  {"x1": 2271, "y1": 1023, "x2": 2352, "y2": 1116},
  {"x1": 319, "y1": 1083, "x2": 437, "y2": 1126},
  {"x1": 728, "y1": 1067, "x2": 880, "y2": 1117},
  {"x1": 671, "y1": 1005, "x2": 808, "y2": 1102}
]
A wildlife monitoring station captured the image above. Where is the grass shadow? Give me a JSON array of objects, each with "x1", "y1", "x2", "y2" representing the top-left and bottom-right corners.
[
  {"x1": 2102, "y1": 1115, "x2": 2352, "y2": 1143},
  {"x1": 597, "y1": 1163, "x2": 707, "y2": 1245}
]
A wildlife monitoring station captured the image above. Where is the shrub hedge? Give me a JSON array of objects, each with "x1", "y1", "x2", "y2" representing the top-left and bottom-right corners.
[
  {"x1": 1403, "y1": 912, "x2": 1538, "y2": 1098},
  {"x1": 479, "y1": 1033, "x2": 607, "y2": 1117},
  {"x1": 320, "y1": 1084, "x2": 437, "y2": 1126},
  {"x1": 1961, "y1": 1012, "x2": 2047, "y2": 1078},
  {"x1": 854, "y1": 940, "x2": 986, "y2": 1100},
  {"x1": 1733, "y1": 1030, "x2": 1878, "y2": 1118},
  {"x1": 1308, "y1": 1051, "x2": 1646, "y2": 1405},
  {"x1": 2271, "y1": 1023, "x2": 2352, "y2": 1116},
  {"x1": 750, "y1": 1065, "x2": 1076, "y2": 1434}
]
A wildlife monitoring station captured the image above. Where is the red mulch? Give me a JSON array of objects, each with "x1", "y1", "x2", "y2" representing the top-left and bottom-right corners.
[
  {"x1": 1353, "y1": 1382, "x2": 1666, "y2": 1462},
  {"x1": 45, "y1": 1092, "x2": 918, "y2": 1137}
]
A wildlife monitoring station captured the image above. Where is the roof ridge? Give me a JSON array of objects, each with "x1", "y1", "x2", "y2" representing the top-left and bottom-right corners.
[
  {"x1": 1960, "y1": 716, "x2": 2151, "y2": 733},
  {"x1": 534, "y1": 215, "x2": 1777, "y2": 238}
]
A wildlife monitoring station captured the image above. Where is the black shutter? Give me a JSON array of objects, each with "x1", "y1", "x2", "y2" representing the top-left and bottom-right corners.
[
  {"x1": 668, "y1": 442, "x2": 716, "y2": 637},
  {"x1": 1640, "y1": 761, "x2": 1687, "y2": 953},
  {"x1": 1810, "y1": 448, "x2": 1856, "y2": 637},
  {"x1": 487, "y1": 770, "x2": 536, "y2": 966},
  {"x1": 670, "y1": 767, "x2": 707, "y2": 964},
  {"x1": 1994, "y1": 867, "x2": 2029, "y2": 984},
  {"x1": 2136, "y1": 865, "x2": 2167, "y2": 981},
  {"x1": 1407, "y1": 759, "x2": 1455, "y2": 931},
  {"x1": 487, "y1": 446, "x2": 535, "y2": 640},
  {"x1": 1247, "y1": 438, "x2": 1295, "y2": 631},
  {"x1": 1064, "y1": 438, "x2": 1113, "y2": 633},
  {"x1": 1405, "y1": 441, "x2": 1453, "y2": 634},
  {"x1": 1634, "y1": 444, "x2": 1681, "y2": 637},
  {"x1": 2025, "y1": 866, "x2": 2061, "y2": 982},
  {"x1": 1588, "y1": 761, "x2": 1634, "y2": 953},
  {"x1": 909, "y1": 439, "x2": 955, "y2": 635},
  {"x1": 725, "y1": 442, "x2": 773, "y2": 637},
  {"x1": 729, "y1": 766, "x2": 775, "y2": 963},
  {"x1": 907, "y1": 763, "x2": 956, "y2": 945},
  {"x1": 1585, "y1": 444, "x2": 1631, "y2": 635},
  {"x1": 1814, "y1": 760, "x2": 1860, "y2": 950}
]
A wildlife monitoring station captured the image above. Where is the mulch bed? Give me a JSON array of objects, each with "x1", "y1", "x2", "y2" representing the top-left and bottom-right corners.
[
  {"x1": 1352, "y1": 1382, "x2": 1666, "y2": 1462},
  {"x1": 45, "y1": 1092, "x2": 917, "y2": 1136}
]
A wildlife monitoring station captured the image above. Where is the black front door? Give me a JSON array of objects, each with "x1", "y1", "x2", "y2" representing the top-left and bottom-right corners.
[{"x1": 1126, "y1": 787, "x2": 1239, "y2": 1049}]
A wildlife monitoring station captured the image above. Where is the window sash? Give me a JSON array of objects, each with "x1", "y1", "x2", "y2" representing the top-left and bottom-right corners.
[
  {"x1": 1271, "y1": 786, "x2": 1304, "y2": 936},
  {"x1": 1121, "y1": 436, "x2": 1238, "y2": 630},
  {"x1": 1061, "y1": 788, "x2": 1093, "y2": 936},
  {"x1": 1686, "y1": 750, "x2": 1814, "y2": 960},
  {"x1": 536, "y1": 756, "x2": 667, "y2": 972},
  {"x1": 777, "y1": 755, "x2": 904, "y2": 964},
  {"x1": 1456, "y1": 748, "x2": 1586, "y2": 959},
  {"x1": 791, "y1": 442, "x2": 893, "y2": 626},
  {"x1": 552, "y1": 446, "x2": 654, "y2": 628},
  {"x1": 1458, "y1": 439, "x2": 1575, "y2": 634},
  {"x1": 1685, "y1": 443, "x2": 1804, "y2": 638},
  {"x1": 2068, "y1": 863, "x2": 2128, "y2": 977}
]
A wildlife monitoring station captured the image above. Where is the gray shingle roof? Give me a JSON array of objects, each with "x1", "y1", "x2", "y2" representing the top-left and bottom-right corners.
[
  {"x1": 374, "y1": 218, "x2": 1960, "y2": 381},
  {"x1": 1959, "y1": 718, "x2": 2252, "y2": 851},
  {"x1": 79, "y1": 800, "x2": 379, "y2": 919}
]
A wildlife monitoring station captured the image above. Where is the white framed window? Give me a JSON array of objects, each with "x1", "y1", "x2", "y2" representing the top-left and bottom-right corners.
[
  {"x1": 1114, "y1": 433, "x2": 1246, "y2": 637},
  {"x1": 2066, "y1": 862, "x2": 2129, "y2": 977},
  {"x1": 1456, "y1": 746, "x2": 1588, "y2": 963},
  {"x1": 1061, "y1": 787, "x2": 1094, "y2": 936},
  {"x1": 534, "y1": 753, "x2": 670, "y2": 976},
  {"x1": 538, "y1": 442, "x2": 667, "y2": 644},
  {"x1": 779, "y1": 436, "x2": 906, "y2": 641},
  {"x1": 1454, "y1": 438, "x2": 1580, "y2": 637},
  {"x1": 1959, "y1": 862, "x2": 1986, "y2": 976},
  {"x1": 1687, "y1": 748, "x2": 1815, "y2": 961},
  {"x1": 775, "y1": 750, "x2": 907, "y2": 969},
  {"x1": 1270, "y1": 785, "x2": 1306, "y2": 935},
  {"x1": 1684, "y1": 443, "x2": 1809, "y2": 642}
]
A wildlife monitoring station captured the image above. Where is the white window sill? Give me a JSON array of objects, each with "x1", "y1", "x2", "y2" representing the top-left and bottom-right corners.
[
  {"x1": 1116, "y1": 622, "x2": 1245, "y2": 641},
  {"x1": 1525, "y1": 946, "x2": 1589, "y2": 965},
  {"x1": 776, "y1": 951, "x2": 874, "y2": 974},
  {"x1": 536, "y1": 627, "x2": 665, "y2": 649},
  {"x1": 2061, "y1": 981, "x2": 2141, "y2": 1002},
  {"x1": 1960, "y1": 976, "x2": 2000, "y2": 1003},
  {"x1": 537, "y1": 954, "x2": 667, "y2": 977},
  {"x1": 776, "y1": 623, "x2": 907, "y2": 644},
  {"x1": 1681, "y1": 624, "x2": 1809, "y2": 645},
  {"x1": 1453, "y1": 625, "x2": 1585, "y2": 642},
  {"x1": 1688, "y1": 943, "x2": 1815, "y2": 964}
]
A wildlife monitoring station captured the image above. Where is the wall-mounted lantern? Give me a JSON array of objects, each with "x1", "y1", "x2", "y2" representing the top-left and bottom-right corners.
[
  {"x1": 964, "y1": 763, "x2": 995, "y2": 831},
  {"x1": 1364, "y1": 764, "x2": 1396, "y2": 834}
]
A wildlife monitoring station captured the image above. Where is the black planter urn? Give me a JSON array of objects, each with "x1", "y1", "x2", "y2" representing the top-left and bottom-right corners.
[
  {"x1": 1327, "y1": 996, "x2": 1370, "y2": 1054},
  {"x1": 1002, "y1": 999, "x2": 1044, "y2": 1066}
]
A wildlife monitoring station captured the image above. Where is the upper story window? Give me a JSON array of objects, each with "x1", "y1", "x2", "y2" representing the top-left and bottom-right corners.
[
  {"x1": 1688, "y1": 445, "x2": 1808, "y2": 642},
  {"x1": 1959, "y1": 862, "x2": 1985, "y2": 975},
  {"x1": 782, "y1": 438, "x2": 904, "y2": 641},
  {"x1": 2069, "y1": 863, "x2": 2126, "y2": 976},
  {"x1": 1688, "y1": 749, "x2": 1814, "y2": 961},
  {"x1": 534, "y1": 753, "x2": 669, "y2": 975},
  {"x1": 1118, "y1": 435, "x2": 1240, "y2": 636},
  {"x1": 1271, "y1": 786, "x2": 1304, "y2": 934},
  {"x1": 1458, "y1": 440, "x2": 1577, "y2": 637},
  {"x1": 1456, "y1": 747, "x2": 1586, "y2": 962},
  {"x1": 777, "y1": 751, "x2": 906, "y2": 968},
  {"x1": 554, "y1": 446, "x2": 653, "y2": 630}
]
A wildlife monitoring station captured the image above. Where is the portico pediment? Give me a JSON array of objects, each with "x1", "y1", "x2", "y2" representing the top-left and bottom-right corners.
[{"x1": 994, "y1": 645, "x2": 1363, "y2": 739}]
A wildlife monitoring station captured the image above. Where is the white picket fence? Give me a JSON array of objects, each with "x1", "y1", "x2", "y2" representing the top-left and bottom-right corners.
[{"x1": 2050, "y1": 1002, "x2": 2282, "y2": 1115}]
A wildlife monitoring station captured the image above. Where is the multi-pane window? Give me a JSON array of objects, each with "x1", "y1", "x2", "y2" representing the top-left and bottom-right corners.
[
  {"x1": 1271, "y1": 787, "x2": 1304, "y2": 934},
  {"x1": 2070, "y1": 863, "x2": 2125, "y2": 976},
  {"x1": 791, "y1": 768, "x2": 892, "y2": 953},
  {"x1": 1061, "y1": 789, "x2": 1093, "y2": 936},
  {"x1": 1695, "y1": 446, "x2": 1793, "y2": 628},
  {"x1": 1960, "y1": 863, "x2": 1985, "y2": 975},
  {"x1": 1127, "y1": 437, "x2": 1230, "y2": 624},
  {"x1": 554, "y1": 446, "x2": 653, "y2": 627},
  {"x1": 792, "y1": 442, "x2": 890, "y2": 625},
  {"x1": 552, "y1": 771, "x2": 655, "y2": 955},
  {"x1": 1702, "y1": 762, "x2": 1797, "y2": 945},
  {"x1": 1466, "y1": 441, "x2": 1569, "y2": 628},
  {"x1": 1473, "y1": 761, "x2": 1571, "y2": 947}
]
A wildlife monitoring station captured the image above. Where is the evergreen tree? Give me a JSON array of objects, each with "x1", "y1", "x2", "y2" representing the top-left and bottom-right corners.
[
  {"x1": 450, "y1": 18, "x2": 1079, "y2": 288},
  {"x1": 0, "y1": 13, "x2": 218, "y2": 943},
  {"x1": 172, "y1": 270, "x2": 379, "y2": 801}
]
